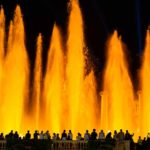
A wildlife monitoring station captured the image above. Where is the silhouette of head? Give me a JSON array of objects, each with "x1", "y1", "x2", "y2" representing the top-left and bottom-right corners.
[{"x1": 93, "y1": 129, "x2": 96, "y2": 132}]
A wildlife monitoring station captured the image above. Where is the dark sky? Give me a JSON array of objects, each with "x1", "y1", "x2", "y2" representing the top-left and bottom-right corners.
[{"x1": 0, "y1": 0, "x2": 150, "y2": 74}]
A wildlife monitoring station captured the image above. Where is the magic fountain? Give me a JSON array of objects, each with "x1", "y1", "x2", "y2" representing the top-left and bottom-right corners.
[{"x1": 0, "y1": 0, "x2": 149, "y2": 139}]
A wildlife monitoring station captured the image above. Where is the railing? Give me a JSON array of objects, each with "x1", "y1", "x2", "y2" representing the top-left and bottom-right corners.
[
  {"x1": 51, "y1": 140, "x2": 130, "y2": 150},
  {"x1": 114, "y1": 141, "x2": 130, "y2": 150},
  {"x1": 0, "y1": 140, "x2": 6, "y2": 150},
  {"x1": 51, "y1": 140, "x2": 88, "y2": 150},
  {"x1": 0, "y1": 139, "x2": 130, "y2": 150}
]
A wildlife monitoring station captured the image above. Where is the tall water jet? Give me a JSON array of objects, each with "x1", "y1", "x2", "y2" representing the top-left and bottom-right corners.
[
  {"x1": 140, "y1": 29, "x2": 150, "y2": 137},
  {"x1": 43, "y1": 24, "x2": 65, "y2": 133},
  {"x1": 0, "y1": 7, "x2": 5, "y2": 130},
  {"x1": 66, "y1": 0, "x2": 85, "y2": 133},
  {"x1": 0, "y1": 3, "x2": 145, "y2": 139},
  {"x1": 31, "y1": 34, "x2": 43, "y2": 130},
  {"x1": 0, "y1": 7, "x2": 5, "y2": 62},
  {"x1": 81, "y1": 70, "x2": 99, "y2": 131},
  {"x1": 0, "y1": 7, "x2": 5, "y2": 97},
  {"x1": 7, "y1": 21, "x2": 13, "y2": 53},
  {"x1": 2, "y1": 6, "x2": 29, "y2": 133},
  {"x1": 103, "y1": 31, "x2": 135, "y2": 132}
]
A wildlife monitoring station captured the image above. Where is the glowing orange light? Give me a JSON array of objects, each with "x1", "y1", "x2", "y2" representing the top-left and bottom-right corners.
[
  {"x1": 43, "y1": 24, "x2": 65, "y2": 133},
  {"x1": 140, "y1": 30, "x2": 150, "y2": 137},
  {"x1": 103, "y1": 31, "x2": 136, "y2": 133},
  {"x1": 2, "y1": 6, "x2": 29, "y2": 133}
]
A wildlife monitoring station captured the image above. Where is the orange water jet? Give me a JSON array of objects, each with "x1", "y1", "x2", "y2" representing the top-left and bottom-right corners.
[
  {"x1": 2, "y1": 6, "x2": 29, "y2": 133},
  {"x1": 66, "y1": 0, "x2": 85, "y2": 134},
  {"x1": 81, "y1": 70, "x2": 99, "y2": 131},
  {"x1": 103, "y1": 31, "x2": 135, "y2": 133},
  {"x1": 140, "y1": 29, "x2": 150, "y2": 137},
  {"x1": 32, "y1": 34, "x2": 43, "y2": 130},
  {"x1": 0, "y1": 7, "x2": 5, "y2": 130},
  {"x1": 0, "y1": 2, "x2": 148, "y2": 139},
  {"x1": 43, "y1": 24, "x2": 65, "y2": 133},
  {"x1": 0, "y1": 7, "x2": 5, "y2": 59}
]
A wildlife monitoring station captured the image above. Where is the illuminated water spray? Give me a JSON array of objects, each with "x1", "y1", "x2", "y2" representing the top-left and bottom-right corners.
[
  {"x1": 66, "y1": 0, "x2": 100, "y2": 135},
  {"x1": 0, "y1": 7, "x2": 5, "y2": 95},
  {"x1": 0, "y1": 7, "x2": 5, "y2": 68},
  {"x1": 103, "y1": 31, "x2": 135, "y2": 132},
  {"x1": 32, "y1": 34, "x2": 43, "y2": 130},
  {"x1": 43, "y1": 24, "x2": 65, "y2": 133},
  {"x1": 0, "y1": 0, "x2": 150, "y2": 139},
  {"x1": 66, "y1": 0, "x2": 85, "y2": 133},
  {"x1": 2, "y1": 6, "x2": 29, "y2": 133},
  {"x1": 81, "y1": 70, "x2": 99, "y2": 131},
  {"x1": 0, "y1": 0, "x2": 99, "y2": 135},
  {"x1": 0, "y1": 7, "x2": 5, "y2": 130},
  {"x1": 140, "y1": 29, "x2": 150, "y2": 137}
]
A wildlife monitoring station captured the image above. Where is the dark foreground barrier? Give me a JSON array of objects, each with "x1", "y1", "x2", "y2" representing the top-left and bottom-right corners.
[
  {"x1": 114, "y1": 141, "x2": 130, "y2": 150},
  {"x1": 0, "y1": 140, "x2": 6, "y2": 150},
  {"x1": 0, "y1": 139, "x2": 130, "y2": 150},
  {"x1": 52, "y1": 140, "x2": 88, "y2": 150}
]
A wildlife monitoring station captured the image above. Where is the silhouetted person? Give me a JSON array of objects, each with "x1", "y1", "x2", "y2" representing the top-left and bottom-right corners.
[
  {"x1": 142, "y1": 137, "x2": 146, "y2": 150},
  {"x1": 0, "y1": 133, "x2": 4, "y2": 140},
  {"x1": 47, "y1": 131, "x2": 51, "y2": 140},
  {"x1": 52, "y1": 133, "x2": 57, "y2": 140},
  {"x1": 44, "y1": 131, "x2": 50, "y2": 140},
  {"x1": 125, "y1": 131, "x2": 134, "y2": 150},
  {"x1": 34, "y1": 130, "x2": 39, "y2": 140},
  {"x1": 125, "y1": 130, "x2": 134, "y2": 141},
  {"x1": 106, "y1": 132, "x2": 112, "y2": 140},
  {"x1": 84, "y1": 130, "x2": 90, "y2": 141},
  {"x1": 137, "y1": 136, "x2": 142, "y2": 150},
  {"x1": 14, "y1": 131, "x2": 19, "y2": 140},
  {"x1": 76, "y1": 133, "x2": 82, "y2": 141},
  {"x1": 68, "y1": 130, "x2": 73, "y2": 140},
  {"x1": 113, "y1": 130, "x2": 118, "y2": 140},
  {"x1": 39, "y1": 131, "x2": 44, "y2": 139},
  {"x1": 118, "y1": 129, "x2": 124, "y2": 141},
  {"x1": 61, "y1": 130, "x2": 67, "y2": 140},
  {"x1": 147, "y1": 133, "x2": 150, "y2": 143},
  {"x1": 25, "y1": 130, "x2": 31, "y2": 140},
  {"x1": 91, "y1": 129, "x2": 97, "y2": 140},
  {"x1": 56, "y1": 134, "x2": 60, "y2": 140},
  {"x1": 99, "y1": 130, "x2": 105, "y2": 140},
  {"x1": 9, "y1": 130, "x2": 14, "y2": 139}
]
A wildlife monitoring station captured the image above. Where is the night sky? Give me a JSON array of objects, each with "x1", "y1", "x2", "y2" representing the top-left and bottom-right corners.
[{"x1": 0, "y1": 0, "x2": 150, "y2": 78}]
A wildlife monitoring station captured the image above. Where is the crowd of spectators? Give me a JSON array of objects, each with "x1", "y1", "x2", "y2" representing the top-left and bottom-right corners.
[
  {"x1": 1, "y1": 129, "x2": 150, "y2": 149},
  {"x1": 0, "y1": 128, "x2": 143, "y2": 142}
]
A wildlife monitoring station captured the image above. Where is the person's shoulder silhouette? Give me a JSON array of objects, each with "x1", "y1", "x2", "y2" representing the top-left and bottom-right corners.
[{"x1": 91, "y1": 129, "x2": 97, "y2": 140}]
